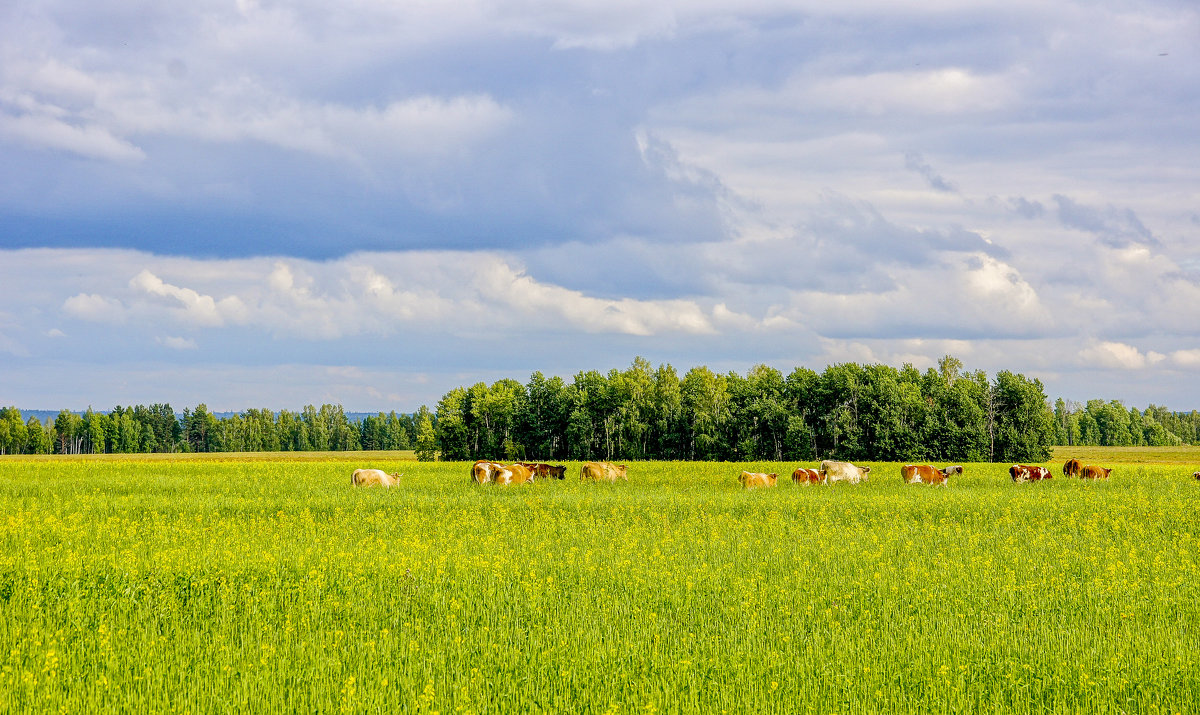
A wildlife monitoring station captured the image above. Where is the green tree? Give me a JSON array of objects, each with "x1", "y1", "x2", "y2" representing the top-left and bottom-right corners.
[{"x1": 414, "y1": 406, "x2": 438, "y2": 461}]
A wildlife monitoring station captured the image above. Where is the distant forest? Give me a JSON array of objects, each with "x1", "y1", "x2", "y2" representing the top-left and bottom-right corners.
[{"x1": 2, "y1": 357, "x2": 1198, "y2": 461}]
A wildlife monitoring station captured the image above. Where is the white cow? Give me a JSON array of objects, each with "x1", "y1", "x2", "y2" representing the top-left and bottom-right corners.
[
  {"x1": 820, "y1": 460, "x2": 871, "y2": 485},
  {"x1": 352, "y1": 468, "x2": 401, "y2": 487}
]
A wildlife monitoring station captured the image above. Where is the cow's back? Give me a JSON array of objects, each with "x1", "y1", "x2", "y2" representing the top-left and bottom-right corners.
[
  {"x1": 1063, "y1": 458, "x2": 1083, "y2": 478},
  {"x1": 1081, "y1": 465, "x2": 1111, "y2": 480},
  {"x1": 582, "y1": 461, "x2": 626, "y2": 482}
]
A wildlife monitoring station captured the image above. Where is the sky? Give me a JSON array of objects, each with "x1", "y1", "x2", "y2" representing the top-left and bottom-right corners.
[{"x1": 2, "y1": 0, "x2": 1199, "y2": 413}]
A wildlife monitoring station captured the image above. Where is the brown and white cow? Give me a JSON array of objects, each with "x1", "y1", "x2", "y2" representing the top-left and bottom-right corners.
[
  {"x1": 791, "y1": 467, "x2": 825, "y2": 485},
  {"x1": 900, "y1": 464, "x2": 948, "y2": 485},
  {"x1": 739, "y1": 471, "x2": 778, "y2": 489},
  {"x1": 1080, "y1": 465, "x2": 1112, "y2": 480},
  {"x1": 1010, "y1": 464, "x2": 1052, "y2": 482},
  {"x1": 352, "y1": 468, "x2": 401, "y2": 487},
  {"x1": 942, "y1": 465, "x2": 964, "y2": 477},
  {"x1": 471, "y1": 460, "x2": 503, "y2": 484},
  {"x1": 1193, "y1": 471, "x2": 1200, "y2": 480},
  {"x1": 519, "y1": 463, "x2": 567, "y2": 480},
  {"x1": 1063, "y1": 458, "x2": 1083, "y2": 478},
  {"x1": 581, "y1": 461, "x2": 627, "y2": 482},
  {"x1": 491, "y1": 463, "x2": 535, "y2": 485},
  {"x1": 821, "y1": 460, "x2": 870, "y2": 485}
]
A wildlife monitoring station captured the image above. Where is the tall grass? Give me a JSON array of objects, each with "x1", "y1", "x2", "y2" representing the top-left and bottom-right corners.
[{"x1": 1, "y1": 455, "x2": 1197, "y2": 712}]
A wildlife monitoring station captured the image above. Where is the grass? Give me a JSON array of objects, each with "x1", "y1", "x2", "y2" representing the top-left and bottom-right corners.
[{"x1": 0, "y1": 454, "x2": 1197, "y2": 712}]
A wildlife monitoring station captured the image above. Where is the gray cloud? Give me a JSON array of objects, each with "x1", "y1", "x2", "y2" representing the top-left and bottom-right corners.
[{"x1": 1053, "y1": 195, "x2": 1160, "y2": 248}]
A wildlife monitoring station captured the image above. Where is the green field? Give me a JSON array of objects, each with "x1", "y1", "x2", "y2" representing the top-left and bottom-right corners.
[{"x1": 1, "y1": 453, "x2": 1198, "y2": 713}]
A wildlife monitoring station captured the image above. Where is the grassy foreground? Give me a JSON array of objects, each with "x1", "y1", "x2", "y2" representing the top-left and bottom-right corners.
[{"x1": 1, "y1": 453, "x2": 1198, "y2": 713}]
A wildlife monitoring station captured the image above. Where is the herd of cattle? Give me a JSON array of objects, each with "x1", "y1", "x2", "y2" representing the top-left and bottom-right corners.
[{"x1": 347, "y1": 457, "x2": 1187, "y2": 488}]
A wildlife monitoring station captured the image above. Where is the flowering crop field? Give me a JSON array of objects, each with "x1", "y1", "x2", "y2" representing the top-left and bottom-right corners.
[{"x1": 1, "y1": 453, "x2": 1198, "y2": 713}]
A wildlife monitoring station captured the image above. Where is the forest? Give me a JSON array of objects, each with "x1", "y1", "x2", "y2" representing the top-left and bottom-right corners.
[{"x1": 2, "y1": 357, "x2": 1197, "y2": 461}]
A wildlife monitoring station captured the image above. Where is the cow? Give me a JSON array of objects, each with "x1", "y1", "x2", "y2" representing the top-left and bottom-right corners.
[
  {"x1": 1080, "y1": 465, "x2": 1112, "y2": 480},
  {"x1": 1010, "y1": 464, "x2": 1052, "y2": 482},
  {"x1": 791, "y1": 467, "x2": 825, "y2": 485},
  {"x1": 820, "y1": 460, "x2": 870, "y2": 485},
  {"x1": 519, "y1": 463, "x2": 567, "y2": 480},
  {"x1": 739, "y1": 471, "x2": 778, "y2": 489},
  {"x1": 1063, "y1": 458, "x2": 1083, "y2": 478},
  {"x1": 471, "y1": 460, "x2": 503, "y2": 484},
  {"x1": 491, "y1": 463, "x2": 534, "y2": 485},
  {"x1": 352, "y1": 468, "x2": 401, "y2": 488},
  {"x1": 900, "y1": 464, "x2": 948, "y2": 486},
  {"x1": 942, "y1": 465, "x2": 964, "y2": 477},
  {"x1": 581, "y1": 462, "x2": 627, "y2": 482},
  {"x1": 1193, "y1": 471, "x2": 1200, "y2": 480}
]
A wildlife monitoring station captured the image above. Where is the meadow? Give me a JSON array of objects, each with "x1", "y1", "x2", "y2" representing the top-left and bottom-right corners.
[{"x1": 1, "y1": 450, "x2": 1198, "y2": 713}]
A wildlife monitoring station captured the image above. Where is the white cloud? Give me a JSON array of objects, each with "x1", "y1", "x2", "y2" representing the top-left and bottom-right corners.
[
  {"x1": 62, "y1": 293, "x2": 127, "y2": 323},
  {"x1": 157, "y1": 336, "x2": 198, "y2": 350},
  {"x1": 45, "y1": 328, "x2": 66, "y2": 338},
  {"x1": 129, "y1": 270, "x2": 247, "y2": 327},
  {"x1": 1077, "y1": 341, "x2": 1163, "y2": 370}
]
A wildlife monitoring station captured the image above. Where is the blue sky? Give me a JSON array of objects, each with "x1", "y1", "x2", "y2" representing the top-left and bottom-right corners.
[{"x1": 2, "y1": 0, "x2": 1199, "y2": 412}]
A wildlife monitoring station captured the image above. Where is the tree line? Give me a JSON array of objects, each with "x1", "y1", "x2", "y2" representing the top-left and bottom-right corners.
[
  {"x1": 1, "y1": 356, "x2": 1194, "y2": 460},
  {"x1": 0, "y1": 404, "x2": 428, "y2": 456}
]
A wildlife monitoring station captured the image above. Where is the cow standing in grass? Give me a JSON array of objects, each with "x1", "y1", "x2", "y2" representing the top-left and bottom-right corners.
[
  {"x1": 821, "y1": 460, "x2": 870, "y2": 485},
  {"x1": 1080, "y1": 465, "x2": 1112, "y2": 480},
  {"x1": 739, "y1": 471, "x2": 777, "y2": 489},
  {"x1": 581, "y1": 462, "x2": 627, "y2": 482},
  {"x1": 901, "y1": 464, "x2": 948, "y2": 486},
  {"x1": 352, "y1": 469, "x2": 400, "y2": 487},
  {"x1": 792, "y1": 468, "x2": 824, "y2": 485},
  {"x1": 1063, "y1": 458, "x2": 1083, "y2": 478}
]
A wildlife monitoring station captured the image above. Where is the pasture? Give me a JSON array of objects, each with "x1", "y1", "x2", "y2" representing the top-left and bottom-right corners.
[{"x1": 1, "y1": 452, "x2": 1198, "y2": 713}]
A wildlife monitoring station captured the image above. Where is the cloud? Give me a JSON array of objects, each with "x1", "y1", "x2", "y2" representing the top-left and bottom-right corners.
[
  {"x1": 904, "y1": 153, "x2": 957, "y2": 193},
  {"x1": 62, "y1": 293, "x2": 126, "y2": 323},
  {"x1": 1053, "y1": 195, "x2": 1160, "y2": 248},
  {"x1": 129, "y1": 270, "x2": 247, "y2": 327},
  {"x1": 157, "y1": 336, "x2": 197, "y2": 350},
  {"x1": 1077, "y1": 341, "x2": 1166, "y2": 370}
]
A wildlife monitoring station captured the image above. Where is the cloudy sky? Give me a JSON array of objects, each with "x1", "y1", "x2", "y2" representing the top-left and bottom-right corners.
[{"x1": 2, "y1": 0, "x2": 1199, "y2": 413}]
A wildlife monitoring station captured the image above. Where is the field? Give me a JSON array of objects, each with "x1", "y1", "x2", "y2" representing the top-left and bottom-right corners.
[{"x1": 1, "y1": 451, "x2": 1198, "y2": 713}]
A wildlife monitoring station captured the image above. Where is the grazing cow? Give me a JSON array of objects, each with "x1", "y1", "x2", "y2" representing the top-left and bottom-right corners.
[
  {"x1": 739, "y1": 471, "x2": 778, "y2": 489},
  {"x1": 352, "y1": 468, "x2": 401, "y2": 488},
  {"x1": 1063, "y1": 458, "x2": 1083, "y2": 478},
  {"x1": 942, "y1": 465, "x2": 964, "y2": 477},
  {"x1": 820, "y1": 460, "x2": 870, "y2": 485},
  {"x1": 471, "y1": 460, "x2": 503, "y2": 484},
  {"x1": 581, "y1": 461, "x2": 628, "y2": 482},
  {"x1": 1010, "y1": 464, "x2": 1052, "y2": 482},
  {"x1": 791, "y1": 467, "x2": 825, "y2": 485},
  {"x1": 491, "y1": 463, "x2": 534, "y2": 485},
  {"x1": 1193, "y1": 471, "x2": 1200, "y2": 480},
  {"x1": 900, "y1": 464, "x2": 948, "y2": 486},
  {"x1": 519, "y1": 463, "x2": 567, "y2": 480},
  {"x1": 1080, "y1": 465, "x2": 1112, "y2": 480}
]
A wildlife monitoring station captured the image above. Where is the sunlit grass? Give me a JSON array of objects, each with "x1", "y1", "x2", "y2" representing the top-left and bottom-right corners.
[{"x1": 1, "y1": 454, "x2": 1197, "y2": 712}]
